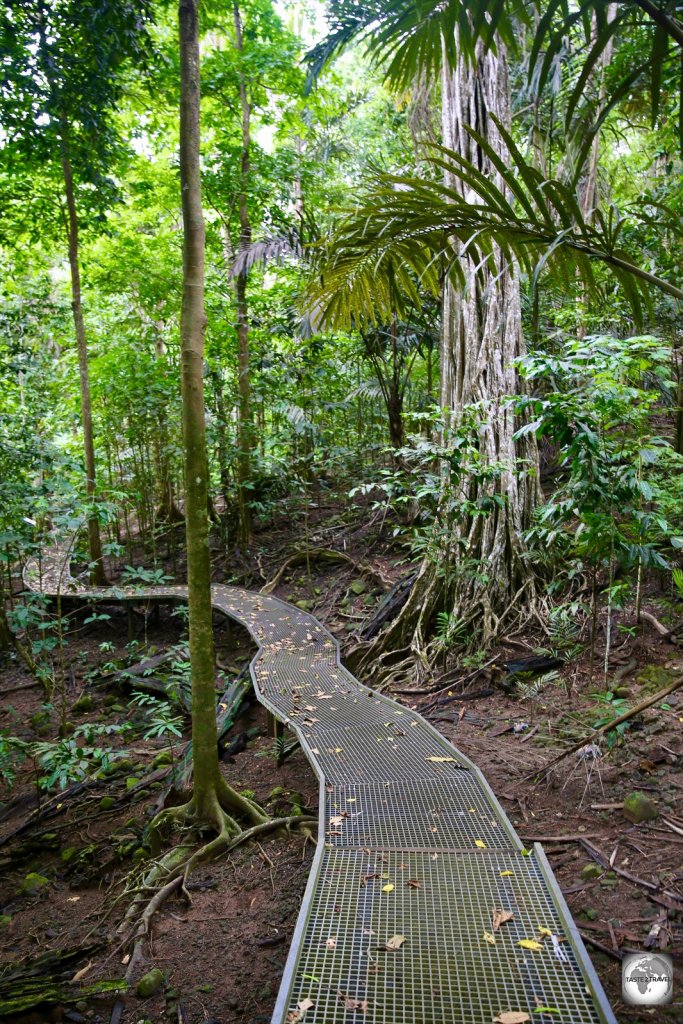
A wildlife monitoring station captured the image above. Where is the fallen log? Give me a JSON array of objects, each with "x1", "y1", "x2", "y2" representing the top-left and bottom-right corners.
[{"x1": 358, "y1": 573, "x2": 416, "y2": 641}]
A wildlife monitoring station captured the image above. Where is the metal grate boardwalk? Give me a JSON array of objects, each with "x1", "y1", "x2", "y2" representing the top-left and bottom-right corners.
[{"x1": 25, "y1": 548, "x2": 617, "y2": 1024}]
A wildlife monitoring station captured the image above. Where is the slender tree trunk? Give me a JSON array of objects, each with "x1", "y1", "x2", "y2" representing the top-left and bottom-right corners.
[
  {"x1": 233, "y1": 3, "x2": 254, "y2": 545},
  {"x1": 178, "y1": 0, "x2": 255, "y2": 824},
  {"x1": 61, "y1": 154, "x2": 106, "y2": 585}
]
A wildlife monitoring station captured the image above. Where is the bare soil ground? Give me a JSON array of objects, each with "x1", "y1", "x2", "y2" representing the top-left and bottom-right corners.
[{"x1": 1, "y1": 496, "x2": 682, "y2": 1023}]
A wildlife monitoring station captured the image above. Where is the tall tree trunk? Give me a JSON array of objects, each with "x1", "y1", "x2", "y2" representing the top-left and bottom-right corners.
[
  {"x1": 61, "y1": 153, "x2": 106, "y2": 586},
  {"x1": 233, "y1": 3, "x2": 254, "y2": 546},
  {"x1": 177, "y1": 0, "x2": 262, "y2": 826},
  {"x1": 356, "y1": 40, "x2": 540, "y2": 683}
]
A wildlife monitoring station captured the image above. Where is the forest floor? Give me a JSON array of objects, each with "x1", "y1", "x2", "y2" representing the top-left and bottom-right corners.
[{"x1": 1, "y1": 494, "x2": 682, "y2": 1023}]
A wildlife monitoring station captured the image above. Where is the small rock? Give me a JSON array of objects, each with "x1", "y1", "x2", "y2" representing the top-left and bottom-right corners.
[
  {"x1": 153, "y1": 751, "x2": 172, "y2": 768},
  {"x1": 136, "y1": 968, "x2": 165, "y2": 999},
  {"x1": 19, "y1": 872, "x2": 49, "y2": 896},
  {"x1": 581, "y1": 864, "x2": 602, "y2": 880},
  {"x1": 623, "y1": 791, "x2": 659, "y2": 823}
]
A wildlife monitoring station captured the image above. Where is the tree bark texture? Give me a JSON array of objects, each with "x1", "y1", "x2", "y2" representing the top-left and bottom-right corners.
[{"x1": 178, "y1": 0, "x2": 222, "y2": 820}]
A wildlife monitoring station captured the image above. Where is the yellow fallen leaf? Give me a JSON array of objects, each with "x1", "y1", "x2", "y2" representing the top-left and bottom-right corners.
[
  {"x1": 334, "y1": 747, "x2": 343, "y2": 754},
  {"x1": 518, "y1": 939, "x2": 543, "y2": 951},
  {"x1": 382, "y1": 883, "x2": 395, "y2": 893},
  {"x1": 425, "y1": 756, "x2": 457, "y2": 763},
  {"x1": 383, "y1": 934, "x2": 406, "y2": 951},
  {"x1": 346, "y1": 798, "x2": 356, "y2": 803},
  {"x1": 468, "y1": 808, "x2": 476, "y2": 813},
  {"x1": 500, "y1": 871, "x2": 513, "y2": 877},
  {"x1": 475, "y1": 839, "x2": 487, "y2": 849},
  {"x1": 538, "y1": 927, "x2": 553, "y2": 938},
  {"x1": 483, "y1": 930, "x2": 496, "y2": 945}
]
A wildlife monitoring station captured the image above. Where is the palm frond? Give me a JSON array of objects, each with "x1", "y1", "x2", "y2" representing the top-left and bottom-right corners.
[
  {"x1": 529, "y1": 0, "x2": 683, "y2": 152},
  {"x1": 308, "y1": 126, "x2": 683, "y2": 330},
  {"x1": 306, "y1": 0, "x2": 522, "y2": 91}
]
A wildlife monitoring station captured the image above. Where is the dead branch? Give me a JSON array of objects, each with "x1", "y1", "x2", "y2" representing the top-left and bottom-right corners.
[
  {"x1": 528, "y1": 673, "x2": 683, "y2": 781},
  {"x1": 639, "y1": 610, "x2": 671, "y2": 636}
]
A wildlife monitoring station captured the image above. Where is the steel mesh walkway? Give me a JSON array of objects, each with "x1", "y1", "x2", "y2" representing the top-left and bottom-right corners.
[{"x1": 24, "y1": 548, "x2": 617, "y2": 1024}]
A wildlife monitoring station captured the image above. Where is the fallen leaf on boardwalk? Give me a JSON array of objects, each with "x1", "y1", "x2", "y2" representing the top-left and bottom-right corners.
[
  {"x1": 533, "y1": 1007, "x2": 560, "y2": 1015},
  {"x1": 500, "y1": 871, "x2": 513, "y2": 877},
  {"x1": 346, "y1": 798, "x2": 356, "y2": 803},
  {"x1": 406, "y1": 878, "x2": 422, "y2": 889},
  {"x1": 337, "y1": 992, "x2": 369, "y2": 1013},
  {"x1": 325, "y1": 936, "x2": 337, "y2": 949},
  {"x1": 518, "y1": 939, "x2": 543, "y2": 951},
  {"x1": 475, "y1": 840, "x2": 487, "y2": 849},
  {"x1": 361, "y1": 873, "x2": 381, "y2": 885},
  {"x1": 286, "y1": 996, "x2": 315, "y2": 1022},
  {"x1": 382, "y1": 934, "x2": 406, "y2": 951},
  {"x1": 483, "y1": 931, "x2": 496, "y2": 945},
  {"x1": 493, "y1": 1013, "x2": 530, "y2": 1024},
  {"x1": 334, "y1": 747, "x2": 343, "y2": 754},
  {"x1": 329, "y1": 813, "x2": 349, "y2": 826},
  {"x1": 362, "y1": 927, "x2": 375, "y2": 936},
  {"x1": 537, "y1": 927, "x2": 553, "y2": 938},
  {"x1": 425, "y1": 756, "x2": 457, "y2": 763},
  {"x1": 492, "y1": 908, "x2": 514, "y2": 932},
  {"x1": 382, "y1": 883, "x2": 395, "y2": 893}
]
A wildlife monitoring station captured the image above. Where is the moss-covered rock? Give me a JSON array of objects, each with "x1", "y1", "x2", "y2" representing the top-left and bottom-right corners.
[
  {"x1": 100, "y1": 796, "x2": 116, "y2": 810},
  {"x1": 60, "y1": 846, "x2": 78, "y2": 864},
  {"x1": 19, "y1": 872, "x2": 49, "y2": 896},
  {"x1": 624, "y1": 791, "x2": 658, "y2": 823},
  {"x1": 72, "y1": 695, "x2": 94, "y2": 713},
  {"x1": 136, "y1": 968, "x2": 164, "y2": 999},
  {"x1": 152, "y1": 750, "x2": 173, "y2": 768},
  {"x1": 581, "y1": 863, "x2": 602, "y2": 880},
  {"x1": 636, "y1": 665, "x2": 676, "y2": 693},
  {"x1": 0, "y1": 914, "x2": 12, "y2": 928},
  {"x1": 125, "y1": 776, "x2": 141, "y2": 789},
  {"x1": 350, "y1": 579, "x2": 367, "y2": 595}
]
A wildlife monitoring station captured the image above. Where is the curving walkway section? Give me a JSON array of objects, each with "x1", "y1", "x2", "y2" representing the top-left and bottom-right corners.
[{"x1": 24, "y1": 548, "x2": 617, "y2": 1024}]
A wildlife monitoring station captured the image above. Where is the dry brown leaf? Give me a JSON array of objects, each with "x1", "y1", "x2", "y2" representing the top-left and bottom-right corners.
[
  {"x1": 492, "y1": 908, "x2": 515, "y2": 932},
  {"x1": 406, "y1": 878, "x2": 422, "y2": 889},
  {"x1": 493, "y1": 1013, "x2": 530, "y2": 1024},
  {"x1": 338, "y1": 991, "x2": 369, "y2": 1013},
  {"x1": 329, "y1": 813, "x2": 348, "y2": 827},
  {"x1": 382, "y1": 934, "x2": 406, "y2": 951}
]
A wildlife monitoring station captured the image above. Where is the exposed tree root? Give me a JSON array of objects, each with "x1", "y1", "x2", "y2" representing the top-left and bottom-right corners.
[
  {"x1": 349, "y1": 545, "x2": 546, "y2": 691},
  {"x1": 116, "y1": 811, "x2": 315, "y2": 956},
  {"x1": 261, "y1": 547, "x2": 390, "y2": 594}
]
